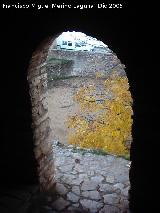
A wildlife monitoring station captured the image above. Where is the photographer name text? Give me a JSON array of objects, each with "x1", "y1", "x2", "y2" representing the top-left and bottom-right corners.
[{"x1": 2, "y1": 3, "x2": 124, "y2": 10}]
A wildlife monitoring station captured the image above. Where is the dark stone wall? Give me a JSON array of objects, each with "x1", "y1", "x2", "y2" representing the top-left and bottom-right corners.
[{"x1": 48, "y1": 49, "x2": 125, "y2": 78}]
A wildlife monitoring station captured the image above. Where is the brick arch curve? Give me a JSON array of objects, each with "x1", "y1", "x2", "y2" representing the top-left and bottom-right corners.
[{"x1": 27, "y1": 33, "x2": 132, "y2": 199}]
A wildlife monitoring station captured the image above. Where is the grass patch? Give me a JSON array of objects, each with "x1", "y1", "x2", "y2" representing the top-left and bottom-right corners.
[
  {"x1": 54, "y1": 141, "x2": 130, "y2": 160},
  {"x1": 71, "y1": 146, "x2": 130, "y2": 160},
  {"x1": 117, "y1": 153, "x2": 130, "y2": 160}
]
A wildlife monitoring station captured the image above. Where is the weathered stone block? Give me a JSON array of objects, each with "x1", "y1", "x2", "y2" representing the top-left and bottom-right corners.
[
  {"x1": 56, "y1": 183, "x2": 68, "y2": 195},
  {"x1": 82, "y1": 190, "x2": 101, "y2": 200},
  {"x1": 81, "y1": 181, "x2": 98, "y2": 191},
  {"x1": 103, "y1": 193, "x2": 120, "y2": 204},
  {"x1": 67, "y1": 192, "x2": 79, "y2": 202},
  {"x1": 52, "y1": 197, "x2": 70, "y2": 211},
  {"x1": 80, "y1": 199, "x2": 103, "y2": 212}
]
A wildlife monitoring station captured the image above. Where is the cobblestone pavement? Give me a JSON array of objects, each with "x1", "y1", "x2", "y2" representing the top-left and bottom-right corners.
[
  {"x1": 50, "y1": 141, "x2": 131, "y2": 213},
  {"x1": 0, "y1": 142, "x2": 131, "y2": 213}
]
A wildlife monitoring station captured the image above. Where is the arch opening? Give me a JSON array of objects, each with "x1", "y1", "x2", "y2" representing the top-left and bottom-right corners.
[{"x1": 27, "y1": 31, "x2": 133, "y2": 213}]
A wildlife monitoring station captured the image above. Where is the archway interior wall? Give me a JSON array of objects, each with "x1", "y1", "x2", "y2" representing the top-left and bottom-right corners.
[
  {"x1": 27, "y1": 34, "x2": 131, "y2": 193},
  {"x1": 27, "y1": 37, "x2": 55, "y2": 191}
]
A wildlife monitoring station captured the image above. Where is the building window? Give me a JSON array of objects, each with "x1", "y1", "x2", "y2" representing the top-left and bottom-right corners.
[
  {"x1": 62, "y1": 41, "x2": 67, "y2": 45},
  {"x1": 68, "y1": 42, "x2": 72, "y2": 46}
]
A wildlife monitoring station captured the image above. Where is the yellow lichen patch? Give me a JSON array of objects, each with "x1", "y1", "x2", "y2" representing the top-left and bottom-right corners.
[{"x1": 67, "y1": 72, "x2": 133, "y2": 158}]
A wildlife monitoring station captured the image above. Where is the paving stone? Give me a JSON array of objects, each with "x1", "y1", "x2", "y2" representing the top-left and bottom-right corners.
[
  {"x1": 81, "y1": 181, "x2": 98, "y2": 191},
  {"x1": 52, "y1": 197, "x2": 70, "y2": 211},
  {"x1": 55, "y1": 183, "x2": 68, "y2": 195},
  {"x1": 73, "y1": 203, "x2": 80, "y2": 207},
  {"x1": 113, "y1": 169, "x2": 129, "y2": 184},
  {"x1": 72, "y1": 153, "x2": 82, "y2": 158},
  {"x1": 64, "y1": 152, "x2": 72, "y2": 157},
  {"x1": 67, "y1": 192, "x2": 79, "y2": 202},
  {"x1": 67, "y1": 206, "x2": 80, "y2": 212},
  {"x1": 59, "y1": 164, "x2": 73, "y2": 172},
  {"x1": 113, "y1": 183, "x2": 124, "y2": 192},
  {"x1": 61, "y1": 174, "x2": 76, "y2": 184},
  {"x1": 124, "y1": 181, "x2": 130, "y2": 187},
  {"x1": 71, "y1": 170, "x2": 78, "y2": 175},
  {"x1": 106, "y1": 155, "x2": 115, "y2": 162},
  {"x1": 54, "y1": 172, "x2": 63, "y2": 181},
  {"x1": 74, "y1": 164, "x2": 84, "y2": 172},
  {"x1": 80, "y1": 199, "x2": 103, "y2": 212},
  {"x1": 119, "y1": 197, "x2": 129, "y2": 208},
  {"x1": 121, "y1": 186, "x2": 130, "y2": 197},
  {"x1": 51, "y1": 141, "x2": 130, "y2": 212},
  {"x1": 91, "y1": 175, "x2": 104, "y2": 183},
  {"x1": 71, "y1": 178, "x2": 84, "y2": 185},
  {"x1": 88, "y1": 166, "x2": 97, "y2": 171},
  {"x1": 72, "y1": 186, "x2": 81, "y2": 195},
  {"x1": 82, "y1": 190, "x2": 101, "y2": 200},
  {"x1": 87, "y1": 170, "x2": 95, "y2": 176},
  {"x1": 98, "y1": 170, "x2": 108, "y2": 176},
  {"x1": 103, "y1": 193, "x2": 120, "y2": 204},
  {"x1": 79, "y1": 173, "x2": 88, "y2": 180},
  {"x1": 99, "y1": 204, "x2": 120, "y2": 213},
  {"x1": 106, "y1": 174, "x2": 115, "y2": 183},
  {"x1": 99, "y1": 183, "x2": 114, "y2": 193}
]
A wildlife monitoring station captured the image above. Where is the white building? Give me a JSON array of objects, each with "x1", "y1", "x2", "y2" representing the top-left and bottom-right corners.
[{"x1": 56, "y1": 31, "x2": 108, "y2": 51}]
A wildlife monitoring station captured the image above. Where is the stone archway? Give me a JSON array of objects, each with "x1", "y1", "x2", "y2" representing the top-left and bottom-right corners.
[{"x1": 27, "y1": 32, "x2": 132, "y2": 213}]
